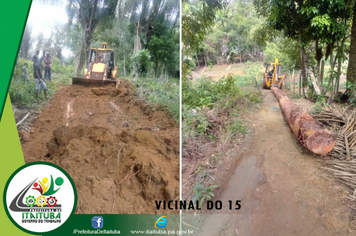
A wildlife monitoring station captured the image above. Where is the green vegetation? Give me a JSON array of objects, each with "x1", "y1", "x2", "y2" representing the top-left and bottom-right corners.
[
  {"x1": 182, "y1": 0, "x2": 266, "y2": 208},
  {"x1": 192, "y1": 183, "x2": 219, "y2": 208},
  {"x1": 254, "y1": 0, "x2": 356, "y2": 101},
  {"x1": 130, "y1": 49, "x2": 153, "y2": 77},
  {"x1": 183, "y1": 74, "x2": 237, "y2": 109},
  {"x1": 129, "y1": 77, "x2": 179, "y2": 121},
  {"x1": 227, "y1": 118, "x2": 247, "y2": 137},
  {"x1": 182, "y1": 0, "x2": 226, "y2": 79},
  {"x1": 13, "y1": 0, "x2": 179, "y2": 121},
  {"x1": 10, "y1": 58, "x2": 73, "y2": 109},
  {"x1": 183, "y1": 0, "x2": 356, "y2": 103},
  {"x1": 182, "y1": 68, "x2": 262, "y2": 208},
  {"x1": 182, "y1": 77, "x2": 261, "y2": 140}
]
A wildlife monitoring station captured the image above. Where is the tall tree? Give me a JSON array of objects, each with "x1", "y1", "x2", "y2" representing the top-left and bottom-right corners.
[
  {"x1": 67, "y1": 0, "x2": 118, "y2": 76},
  {"x1": 254, "y1": 0, "x2": 352, "y2": 97},
  {"x1": 148, "y1": 22, "x2": 179, "y2": 78},
  {"x1": 182, "y1": 0, "x2": 226, "y2": 79},
  {"x1": 19, "y1": 25, "x2": 32, "y2": 59},
  {"x1": 347, "y1": 2, "x2": 356, "y2": 88}
]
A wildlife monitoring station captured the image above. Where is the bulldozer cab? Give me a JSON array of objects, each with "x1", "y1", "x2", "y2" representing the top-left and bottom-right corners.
[
  {"x1": 86, "y1": 47, "x2": 116, "y2": 79},
  {"x1": 261, "y1": 59, "x2": 285, "y2": 89},
  {"x1": 89, "y1": 49, "x2": 112, "y2": 64},
  {"x1": 72, "y1": 42, "x2": 118, "y2": 85}
]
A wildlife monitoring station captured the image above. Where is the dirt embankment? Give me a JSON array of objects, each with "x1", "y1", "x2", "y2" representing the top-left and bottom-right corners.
[{"x1": 20, "y1": 81, "x2": 179, "y2": 214}]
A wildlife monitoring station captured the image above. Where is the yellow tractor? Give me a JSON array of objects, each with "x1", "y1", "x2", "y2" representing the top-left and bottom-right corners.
[
  {"x1": 72, "y1": 42, "x2": 118, "y2": 85},
  {"x1": 261, "y1": 58, "x2": 285, "y2": 89}
]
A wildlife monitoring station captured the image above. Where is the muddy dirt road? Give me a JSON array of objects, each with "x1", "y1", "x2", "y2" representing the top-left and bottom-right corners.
[
  {"x1": 196, "y1": 90, "x2": 352, "y2": 236},
  {"x1": 20, "y1": 81, "x2": 179, "y2": 214}
]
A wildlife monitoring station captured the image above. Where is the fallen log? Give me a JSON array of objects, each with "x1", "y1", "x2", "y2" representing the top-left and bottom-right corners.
[
  {"x1": 271, "y1": 87, "x2": 335, "y2": 155},
  {"x1": 16, "y1": 112, "x2": 30, "y2": 127}
]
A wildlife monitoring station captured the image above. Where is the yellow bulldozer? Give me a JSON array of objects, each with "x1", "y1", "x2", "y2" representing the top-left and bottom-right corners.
[
  {"x1": 72, "y1": 42, "x2": 118, "y2": 85},
  {"x1": 261, "y1": 58, "x2": 285, "y2": 89}
]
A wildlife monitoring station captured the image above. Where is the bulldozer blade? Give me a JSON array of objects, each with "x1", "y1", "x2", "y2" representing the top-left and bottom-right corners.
[
  {"x1": 72, "y1": 77, "x2": 117, "y2": 86},
  {"x1": 271, "y1": 87, "x2": 335, "y2": 155}
]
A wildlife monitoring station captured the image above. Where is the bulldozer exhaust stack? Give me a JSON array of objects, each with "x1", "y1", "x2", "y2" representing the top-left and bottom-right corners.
[{"x1": 271, "y1": 87, "x2": 335, "y2": 155}]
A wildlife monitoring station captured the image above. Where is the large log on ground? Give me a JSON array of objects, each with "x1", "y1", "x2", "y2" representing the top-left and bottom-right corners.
[{"x1": 271, "y1": 87, "x2": 335, "y2": 155}]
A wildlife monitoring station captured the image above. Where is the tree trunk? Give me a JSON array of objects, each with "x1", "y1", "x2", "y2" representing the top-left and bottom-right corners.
[
  {"x1": 320, "y1": 60, "x2": 325, "y2": 90},
  {"x1": 123, "y1": 54, "x2": 126, "y2": 76},
  {"x1": 316, "y1": 59, "x2": 321, "y2": 87},
  {"x1": 335, "y1": 56, "x2": 342, "y2": 95},
  {"x1": 20, "y1": 26, "x2": 32, "y2": 59},
  {"x1": 74, "y1": 40, "x2": 87, "y2": 77},
  {"x1": 75, "y1": 0, "x2": 98, "y2": 77},
  {"x1": 346, "y1": 3, "x2": 356, "y2": 86},
  {"x1": 308, "y1": 69, "x2": 321, "y2": 95},
  {"x1": 299, "y1": 73, "x2": 302, "y2": 95},
  {"x1": 154, "y1": 59, "x2": 158, "y2": 78},
  {"x1": 327, "y1": 50, "x2": 335, "y2": 89},
  {"x1": 315, "y1": 39, "x2": 323, "y2": 88},
  {"x1": 298, "y1": 34, "x2": 308, "y2": 98},
  {"x1": 195, "y1": 54, "x2": 200, "y2": 67},
  {"x1": 271, "y1": 87, "x2": 335, "y2": 155},
  {"x1": 134, "y1": 21, "x2": 142, "y2": 54}
]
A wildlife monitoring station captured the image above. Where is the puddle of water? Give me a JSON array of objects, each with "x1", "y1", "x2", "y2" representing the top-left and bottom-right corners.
[
  {"x1": 227, "y1": 156, "x2": 263, "y2": 199},
  {"x1": 269, "y1": 105, "x2": 280, "y2": 111},
  {"x1": 197, "y1": 155, "x2": 264, "y2": 236}
]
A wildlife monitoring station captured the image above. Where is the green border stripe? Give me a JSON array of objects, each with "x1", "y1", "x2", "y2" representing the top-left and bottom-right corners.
[
  {"x1": 0, "y1": 0, "x2": 32, "y2": 122},
  {"x1": 0, "y1": 95, "x2": 33, "y2": 235}
]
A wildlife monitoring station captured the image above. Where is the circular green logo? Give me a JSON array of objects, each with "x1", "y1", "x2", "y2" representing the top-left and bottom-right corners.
[{"x1": 3, "y1": 161, "x2": 77, "y2": 234}]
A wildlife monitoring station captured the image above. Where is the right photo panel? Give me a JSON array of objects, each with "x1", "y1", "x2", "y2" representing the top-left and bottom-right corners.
[{"x1": 182, "y1": 0, "x2": 356, "y2": 235}]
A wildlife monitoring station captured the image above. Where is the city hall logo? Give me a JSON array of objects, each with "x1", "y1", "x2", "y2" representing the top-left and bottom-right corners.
[{"x1": 3, "y1": 162, "x2": 77, "y2": 234}]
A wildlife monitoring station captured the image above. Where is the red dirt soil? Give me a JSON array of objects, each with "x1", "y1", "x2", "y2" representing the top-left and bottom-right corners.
[{"x1": 20, "y1": 81, "x2": 179, "y2": 214}]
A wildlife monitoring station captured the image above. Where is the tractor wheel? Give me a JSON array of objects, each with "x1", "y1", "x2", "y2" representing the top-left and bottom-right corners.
[{"x1": 261, "y1": 77, "x2": 268, "y2": 89}]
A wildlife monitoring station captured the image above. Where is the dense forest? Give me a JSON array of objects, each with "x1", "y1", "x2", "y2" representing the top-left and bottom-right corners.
[
  {"x1": 183, "y1": 0, "x2": 356, "y2": 104},
  {"x1": 19, "y1": 0, "x2": 180, "y2": 78},
  {"x1": 12, "y1": 0, "x2": 180, "y2": 119}
]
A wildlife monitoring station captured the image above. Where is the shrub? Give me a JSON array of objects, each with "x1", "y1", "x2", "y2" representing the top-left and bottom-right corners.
[
  {"x1": 130, "y1": 49, "x2": 152, "y2": 77},
  {"x1": 183, "y1": 73, "x2": 239, "y2": 109},
  {"x1": 10, "y1": 57, "x2": 73, "y2": 109},
  {"x1": 182, "y1": 107, "x2": 210, "y2": 138},
  {"x1": 128, "y1": 76, "x2": 179, "y2": 121}
]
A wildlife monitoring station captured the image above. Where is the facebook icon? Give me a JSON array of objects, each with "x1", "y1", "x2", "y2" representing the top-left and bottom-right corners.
[{"x1": 92, "y1": 216, "x2": 104, "y2": 229}]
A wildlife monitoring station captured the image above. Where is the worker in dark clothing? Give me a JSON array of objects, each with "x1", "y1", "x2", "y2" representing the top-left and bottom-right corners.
[
  {"x1": 268, "y1": 68, "x2": 274, "y2": 77},
  {"x1": 32, "y1": 50, "x2": 47, "y2": 99},
  {"x1": 32, "y1": 50, "x2": 42, "y2": 67}
]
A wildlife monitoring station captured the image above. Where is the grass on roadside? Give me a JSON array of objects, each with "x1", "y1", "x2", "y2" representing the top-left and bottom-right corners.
[
  {"x1": 182, "y1": 66, "x2": 263, "y2": 208},
  {"x1": 125, "y1": 76, "x2": 180, "y2": 121},
  {"x1": 10, "y1": 57, "x2": 73, "y2": 110}
]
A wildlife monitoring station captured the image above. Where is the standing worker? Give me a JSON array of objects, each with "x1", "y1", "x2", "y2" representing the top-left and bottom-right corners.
[
  {"x1": 44, "y1": 53, "x2": 52, "y2": 81},
  {"x1": 32, "y1": 50, "x2": 47, "y2": 99}
]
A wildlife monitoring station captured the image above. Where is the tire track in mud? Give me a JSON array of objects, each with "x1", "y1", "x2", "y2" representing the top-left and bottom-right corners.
[{"x1": 20, "y1": 81, "x2": 179, "y2": 214}]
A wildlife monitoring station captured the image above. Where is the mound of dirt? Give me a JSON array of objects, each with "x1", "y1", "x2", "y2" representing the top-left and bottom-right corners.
[{"x1": 21, "y1": 80, "x2": 179, "y2": 214}]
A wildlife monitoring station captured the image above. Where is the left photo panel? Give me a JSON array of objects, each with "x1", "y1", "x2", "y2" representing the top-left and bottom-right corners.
[{"x1": 11, "y1": 0, "x2": 180, "y2": 214}]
